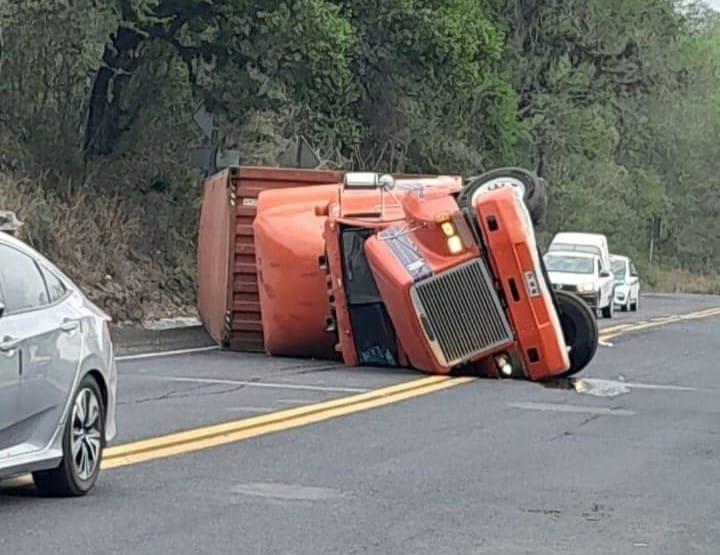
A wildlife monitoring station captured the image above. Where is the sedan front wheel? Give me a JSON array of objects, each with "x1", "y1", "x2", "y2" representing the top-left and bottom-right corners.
[{"x1": 33, "y1": 374, "x2": 105, "y2": 497}]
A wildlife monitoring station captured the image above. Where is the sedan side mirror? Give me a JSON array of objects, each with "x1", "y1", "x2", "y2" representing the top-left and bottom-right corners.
[{"x1": 0, "y1": 301, "x2": 5, "y2": 318}]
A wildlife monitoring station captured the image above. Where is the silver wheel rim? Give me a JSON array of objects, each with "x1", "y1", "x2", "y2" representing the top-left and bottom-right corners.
[
  {"x1": 71, "y1": 388, "x2": 102, "y2": 481},
  {"x1": 470, "y1": 177, "x2": 526, "y2": 207}
]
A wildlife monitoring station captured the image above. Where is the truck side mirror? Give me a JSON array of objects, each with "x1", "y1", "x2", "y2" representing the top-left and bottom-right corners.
[
  {"x1": 0, "y1": 301, "x2": 5, "y2": 318},
  {"x1": 599, "y1": 270, "x2": 611, "y2": 278}
]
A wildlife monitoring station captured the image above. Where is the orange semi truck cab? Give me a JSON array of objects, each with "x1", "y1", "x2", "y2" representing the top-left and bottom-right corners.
[{"x1": 198, "y1": 166, "x2": 598, "y2": 381}]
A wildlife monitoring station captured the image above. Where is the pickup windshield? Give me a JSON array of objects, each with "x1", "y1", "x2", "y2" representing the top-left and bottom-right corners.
[
  {"x1": 549, "y1": 243, "x2": 602, "y2": 258},
  {"x1": 545, "y1": 254, "x2": 594, "y2": 274}
]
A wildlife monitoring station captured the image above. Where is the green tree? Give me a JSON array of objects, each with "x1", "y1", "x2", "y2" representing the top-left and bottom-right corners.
[{"x1": 337, "y1": 0, "x2": 520, "y2": 172}]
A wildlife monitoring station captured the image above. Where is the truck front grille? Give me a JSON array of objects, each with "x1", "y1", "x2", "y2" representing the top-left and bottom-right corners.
[{"x1": 411, "y1": 259, "x2": 513, "y2": 367}]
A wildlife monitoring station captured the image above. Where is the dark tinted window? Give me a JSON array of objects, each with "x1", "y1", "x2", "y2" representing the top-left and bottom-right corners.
[
  {"x1": 41, "y1": 267, "x2": 67, "y2": 303},
  {"x1": 0, "y1": 244, "x2": 49, "y2": 312}
]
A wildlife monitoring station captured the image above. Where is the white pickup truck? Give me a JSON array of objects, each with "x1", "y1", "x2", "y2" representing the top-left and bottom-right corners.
[{"x1": 545, "y1": 233, "x2": 616, "y2": 318}]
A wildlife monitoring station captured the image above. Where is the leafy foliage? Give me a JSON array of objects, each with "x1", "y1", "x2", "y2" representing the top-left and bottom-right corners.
[{"x1": 1, "y1": 0, "x2": 720, "y2": 318}]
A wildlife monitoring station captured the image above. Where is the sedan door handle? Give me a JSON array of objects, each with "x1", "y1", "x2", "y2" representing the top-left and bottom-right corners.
[
  {"x1": 60, "y1": 320, "x2": 80, "y2": 333},
  {"x1": 0, "y1": 336, "x2": 20, "y2": 353}
]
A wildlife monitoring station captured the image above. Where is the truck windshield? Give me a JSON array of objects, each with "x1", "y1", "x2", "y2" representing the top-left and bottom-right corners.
[
  {"x1": 611, "y1": 259, "x2": 626, "y2": 282},
  {"x1": 545, "y1": 255, "x2": 594, "y2": 274}
]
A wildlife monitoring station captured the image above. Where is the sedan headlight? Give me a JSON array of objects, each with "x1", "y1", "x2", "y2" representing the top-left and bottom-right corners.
[{"x1": 577, "y1": 282, "x2": 596, "y2": 293}]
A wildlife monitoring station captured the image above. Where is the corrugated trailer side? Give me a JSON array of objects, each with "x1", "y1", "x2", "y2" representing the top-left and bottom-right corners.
[
  {"x1": 198, "y1": 166, "x2": 343, "y2": 352},
  {"x1": 197, "y1": 169, "x2": 235, "y2": 345}
]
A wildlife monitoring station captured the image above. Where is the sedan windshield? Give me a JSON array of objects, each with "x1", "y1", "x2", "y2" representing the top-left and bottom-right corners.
[
  {"x1": 545, "y1": 255, "x2": 594, "y2": 274},
  {"x1": 611, "y1": 260, "x2": 626, "y2": 282}
]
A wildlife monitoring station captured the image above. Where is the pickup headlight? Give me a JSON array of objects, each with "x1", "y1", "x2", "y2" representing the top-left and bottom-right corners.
[{"x1": 577, "y1": 282, "x2": 596, "y2": 293}]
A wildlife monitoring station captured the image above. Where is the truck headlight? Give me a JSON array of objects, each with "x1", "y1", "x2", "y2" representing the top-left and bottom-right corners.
[
  {"x1": 440, "y1": 221, "x2": 456, "y2": 237},
  {"x1": 577, "y1": 282, "x2": 596, "y2": 293},
  {"x1": 446, "y1": 235, "x2": 463, "y2": 254},
  {"x1": 436, "y1": 216, "x2": 465, "y2": 254}
]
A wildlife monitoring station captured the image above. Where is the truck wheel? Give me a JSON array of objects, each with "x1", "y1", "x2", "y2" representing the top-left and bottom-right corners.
[
  {"x1": 556, "y1": 291, "x2": 598, "y2": 377},
  {"x1": 459, "y1": 167, "x2": 548, "y2": 226}
]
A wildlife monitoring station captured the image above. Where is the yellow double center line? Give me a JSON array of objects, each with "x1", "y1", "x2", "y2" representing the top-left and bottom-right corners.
[
  {"x1": 599, "y1": 306, "x2": 720, "y2": 342},
  {"x1": 102, "y1": 305, "x2": 720, "y2": 470},
  {"x1": 4, "y1": 305, "x2": 719, "y2": 487},
  {"x1": 102, "y1": 375, "x2": 474, "y2": 470}
]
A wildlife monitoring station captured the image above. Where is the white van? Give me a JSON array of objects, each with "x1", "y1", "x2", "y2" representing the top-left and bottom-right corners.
[{"x1": 548, "y1": 232, "x2": 611, "y2": 273}]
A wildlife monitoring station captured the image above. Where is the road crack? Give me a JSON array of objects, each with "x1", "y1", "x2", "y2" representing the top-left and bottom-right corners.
[{"x1": 121, "y1": 382, "x2": 255, "y2": 405}]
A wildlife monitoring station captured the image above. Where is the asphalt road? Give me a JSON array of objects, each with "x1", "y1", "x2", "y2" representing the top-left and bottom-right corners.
[{"x1": 1, "y1": 293, "x2": 720, "y2": 554}]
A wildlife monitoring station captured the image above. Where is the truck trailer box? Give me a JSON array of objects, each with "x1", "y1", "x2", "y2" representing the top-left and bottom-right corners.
[{"x1": 197, "y1": 166, "x2": 343, "y2": 351}]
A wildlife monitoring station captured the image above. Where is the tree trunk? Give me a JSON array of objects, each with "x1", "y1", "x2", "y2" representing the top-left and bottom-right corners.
[{"x1": 83, "y1": 26, "x2": 144, "y2": 158}]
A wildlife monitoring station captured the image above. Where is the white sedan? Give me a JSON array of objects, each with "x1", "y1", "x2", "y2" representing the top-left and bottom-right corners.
[
  {"x1": 611, "y1": 254, "x2": 641, "y2": 311},
  {"x1": 0, "y1": 232, "x2": 117, "y2": 496}
]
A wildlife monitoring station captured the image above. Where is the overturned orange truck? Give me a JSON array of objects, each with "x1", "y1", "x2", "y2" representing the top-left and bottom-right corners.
[{"x1": 197, "y1": 166, "x2": 598, "y2": 381}]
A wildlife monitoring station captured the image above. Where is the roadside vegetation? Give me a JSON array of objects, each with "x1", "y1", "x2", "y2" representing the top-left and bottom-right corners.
[{"x1": 1, "y1": 1, "x2": 719, "y2": 320}]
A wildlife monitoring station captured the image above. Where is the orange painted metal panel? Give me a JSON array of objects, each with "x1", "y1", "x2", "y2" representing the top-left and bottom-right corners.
[
  {"x1": 473, "y1": 187, "x2": 570, "y2": 380},
  {"x1": 253, "y1": 185, "x2": 341, "y2": 358},
  {"x1": 362, "y1": 190, "x2": 479, "y2": 374}
]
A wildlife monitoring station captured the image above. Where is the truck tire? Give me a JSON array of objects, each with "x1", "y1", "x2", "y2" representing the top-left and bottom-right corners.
[
  {"x1": 459, "y1": 167, "x2": 548, "y2": 226},
  {"x1": 556, "y1": 291, "x2": 598, "y2": 378}
]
